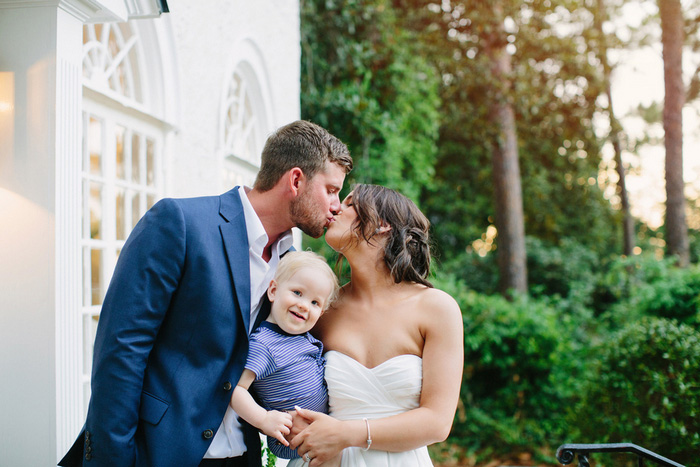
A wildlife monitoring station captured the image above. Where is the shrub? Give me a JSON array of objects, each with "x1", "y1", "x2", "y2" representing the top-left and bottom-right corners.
[
  {"x1": 526, "y1": 237, "x2": 599, "y2": 301},
  {"x1": 593, "y1": 256, "x2": 700, "y2": 333},
  {"x1": 435, "y1": 282, "x2": 573, "y2": 455},
  {"x1": 636, "y1": 266, "x2": 700, "y2": 327},
  {"x1": 572, "y1": 317, "x2": 700, "y2": 465}
]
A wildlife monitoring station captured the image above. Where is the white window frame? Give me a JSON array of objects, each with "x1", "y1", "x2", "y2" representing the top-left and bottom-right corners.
[
  {"x1": 219, "y1": 39, "x2": 276, "y2": 192},
  {"x1": 80, "y1": 94, "x2": 165, "y2": 412}
]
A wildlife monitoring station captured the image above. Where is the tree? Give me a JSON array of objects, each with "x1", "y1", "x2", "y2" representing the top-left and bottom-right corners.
[
  {"x1": 420, "y1": 0, "x2": 620, "y2": 293},
  {"x1": 483, "y1": 1, "x2": 528, "y2": 295},
  {"x1": 660, "y1": 0, "x2": 690, "y2": 266},
  {"x1": 595, "y1": 0, "x2": 636, "y2": 257}
]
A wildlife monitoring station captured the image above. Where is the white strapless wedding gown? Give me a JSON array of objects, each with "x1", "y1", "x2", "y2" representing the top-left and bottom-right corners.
[
  {"x1": 325, "y1": 350, "x2": 433, "y2": 467},
  {"x1": 286, "y1": 351, "x2": 432, "y2": 467}
]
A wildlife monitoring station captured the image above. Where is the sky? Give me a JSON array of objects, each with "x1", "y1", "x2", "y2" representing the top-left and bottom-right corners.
[{"x1": 607, "y1": 0, "x2": 700, "y2": 229}]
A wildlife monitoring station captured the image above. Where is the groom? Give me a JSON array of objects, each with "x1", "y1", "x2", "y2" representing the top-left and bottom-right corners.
[{"x1": 59, "y1": 120, "x2": 352, "y2": 467}]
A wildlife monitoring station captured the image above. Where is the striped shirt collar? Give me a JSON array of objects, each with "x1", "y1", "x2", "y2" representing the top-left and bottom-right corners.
[{"x1": 260, "y1": 320, "x2": 296, "y2": 337}]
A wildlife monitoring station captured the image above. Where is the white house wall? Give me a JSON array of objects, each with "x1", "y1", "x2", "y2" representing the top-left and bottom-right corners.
[
  {"x1": 0, "y1": 0, "x2": 301, "y2": 464},
  {"x1": 166, "y1": 0, "x2": 301, "y2": 198}
]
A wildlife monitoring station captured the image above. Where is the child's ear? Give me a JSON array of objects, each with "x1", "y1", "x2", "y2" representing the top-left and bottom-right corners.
[{"x1": 267, "y1": 280, "x2": 277, "y2": 302}]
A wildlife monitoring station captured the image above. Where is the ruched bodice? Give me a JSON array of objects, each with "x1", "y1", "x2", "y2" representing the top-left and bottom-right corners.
[
  {"x1": 325, "y1": 350, "x2": 433, "y2": 466},
  {"x1": 325, "y1": 351, "x2": 423, "y2": 420}
]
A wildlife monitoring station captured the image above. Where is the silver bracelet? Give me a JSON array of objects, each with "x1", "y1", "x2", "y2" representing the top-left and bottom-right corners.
[{"x1": 362, "y1": 417, "x2": 372, "y2": 451}]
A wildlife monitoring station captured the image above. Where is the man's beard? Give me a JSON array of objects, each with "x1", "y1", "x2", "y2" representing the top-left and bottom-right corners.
[{"x1": 290, "y1": 191, "x2": 326, "y2": 238}]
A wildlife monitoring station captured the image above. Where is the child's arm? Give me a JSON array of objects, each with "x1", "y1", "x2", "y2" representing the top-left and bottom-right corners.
[{"x1": 230, "y1": 369, "x2": 293, "y2": 446}]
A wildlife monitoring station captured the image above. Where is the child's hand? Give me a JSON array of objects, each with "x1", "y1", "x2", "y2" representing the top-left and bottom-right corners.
[{"x1": 261, "y1": 410, "x2": 293, "y2": 446}]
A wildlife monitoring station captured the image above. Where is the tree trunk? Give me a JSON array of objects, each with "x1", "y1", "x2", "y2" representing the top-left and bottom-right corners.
[
  {"x1": 596, "y1": 0, "x2": 635, "y2": 256},
  {"x1": 660, "y1": 0, "x2": 690, "y2": 266},
  {"x1": 484, "y1": 3, "x2": 528, "y2": 296}
]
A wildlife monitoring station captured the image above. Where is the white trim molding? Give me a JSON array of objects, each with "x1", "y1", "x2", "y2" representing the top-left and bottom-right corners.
[{"x1": 0, "y1": 0, "x2": 166, "y2": 22}]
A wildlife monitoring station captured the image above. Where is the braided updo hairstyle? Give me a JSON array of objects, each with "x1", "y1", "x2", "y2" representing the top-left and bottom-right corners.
[{"x1": 349, "y1": 184, "x2": 433, "y2": 287}]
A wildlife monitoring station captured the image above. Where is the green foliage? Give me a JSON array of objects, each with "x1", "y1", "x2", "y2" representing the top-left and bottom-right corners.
[
  {"x1": 299, "y1": 0, "x2": 700, "y2": 462},
  {"x1": 526, "y1": 237, "x2": 599, "y2": 300},
  {"x1": 438, "y1": 249, "x2": 500, "y2": 296},
  {"x1": 572, "y1": 317, "x2": 700, "y2": 465},
  {"x1": 262, "y1": 445, "x2": 277, "y2": 467},
  {"x1": 300, "y1": 0, "x2": 441, "y2": 202},
  {"x1": 420, "y1": 0, "x2": 622, "y2": 265},
  {"x1": 435, "y1": 280, "x2": 573, "y2": 455},
  {"x1": 591, "y1": 255, "x2": 700, "y2": 328},
  {"x1": 636, "y1": 265, "x2": 700, "y2": 326}
]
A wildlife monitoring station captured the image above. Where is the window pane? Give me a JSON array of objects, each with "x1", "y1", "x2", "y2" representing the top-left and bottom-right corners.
[
  {"x1": 116, "y1": 187, "x2": 126, "y2": 241},
  {"x1": 115, "y1": 125, "x2": 125, "y2": 180},
  {"x1": 89, "y1": 116, "x2": 102, "y2": 176},
  {"x1": 132, "y1": 192, "x2": 141, "y2": 229},
  {"x1": 146, "y1": 138, "x2": 155, "y2": 186},
  {"x1": 132, "y1": 132, "x2": 141, "y2": 184},
  {"x1": 89, "y1": 182, "x2": 103, "y2": 240},
  {"x1": 147, "y1": 194, "x2": 155, "y2": 210},
  {"x1": 82, "y1": 314, "x2": 99, "y2": 375},
  {"x1": 82, "y1": 247, "x2": 91, "y2": 307},
  {"x1": 90, "y1": 249, "x2": 104, "y2": 306}
]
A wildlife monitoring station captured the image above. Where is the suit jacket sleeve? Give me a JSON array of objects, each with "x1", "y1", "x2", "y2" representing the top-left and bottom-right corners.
[{"x1": 86, "y1": 198, "x2": 186, "y2": 466}]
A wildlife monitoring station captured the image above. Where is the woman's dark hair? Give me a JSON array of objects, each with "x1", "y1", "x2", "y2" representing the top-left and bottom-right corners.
[{"x1": 348, "y1": 184, "x2": 433, "y2": 287}]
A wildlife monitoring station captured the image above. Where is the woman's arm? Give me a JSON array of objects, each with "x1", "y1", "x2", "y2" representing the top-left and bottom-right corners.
[
  {"x1": 291, "y1": 289, "x2": 464, "y2": 465},
  {"x1": 230, "y1": 369, "x2": 293, "y2": 446}
]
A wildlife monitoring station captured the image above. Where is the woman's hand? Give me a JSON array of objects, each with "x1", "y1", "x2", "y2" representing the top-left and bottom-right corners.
[
  {"x1": 289, "y1": 406, "x2": 353, "y2": 466},
  {"x1": 287, "y1": 408, "x2": 311, "y2": 441}
]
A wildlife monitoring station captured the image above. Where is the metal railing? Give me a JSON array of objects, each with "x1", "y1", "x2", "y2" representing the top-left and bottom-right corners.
[{"x1": 556, "y1": 443, "x2": 685, "y2": 467}]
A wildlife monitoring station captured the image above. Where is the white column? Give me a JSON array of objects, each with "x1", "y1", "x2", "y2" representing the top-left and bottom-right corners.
[{"x1": 0, "y1": 3, "x2": 83, "y2": 465}]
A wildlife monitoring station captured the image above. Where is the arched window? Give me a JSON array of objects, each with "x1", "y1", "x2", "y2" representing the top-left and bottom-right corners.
[
  {"x1": 219, "y1": 41, "x2": 274, "y2": 190},
  {"x1": 223, "y1": 69, "x2": 260, "y2": 167},
  {"x1": 80, "y1": 21, "x2": 167, "y2": 414},
  {"x1": 83, "y1": 23, "x2": 144, "y2": 103}
]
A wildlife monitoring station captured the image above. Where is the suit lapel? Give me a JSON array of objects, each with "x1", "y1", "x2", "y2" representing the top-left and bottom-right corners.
[{"x1": 219, "y1": 188, "x2": 252, "y2": 333}]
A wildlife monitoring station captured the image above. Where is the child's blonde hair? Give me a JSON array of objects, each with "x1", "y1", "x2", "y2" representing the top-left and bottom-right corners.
[{"x1": 274, "y1": 251, "x2": 339, "y2": 309}]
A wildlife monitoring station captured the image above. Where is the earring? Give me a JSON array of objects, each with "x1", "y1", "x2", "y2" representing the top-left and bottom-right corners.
[{"x1": 375, "y1": 227, "x2": 381, "y2": 233}]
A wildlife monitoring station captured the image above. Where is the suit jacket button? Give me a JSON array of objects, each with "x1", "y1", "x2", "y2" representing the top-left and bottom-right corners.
[
  {"x1": 86, "y1": 446, "x2": 92, "y2": 453},
  {"x1": 223, "y1": 382, "x2": 232, "y2": 391},
  {"x1": 202, "y1": 429, "x2": 214, "y2": 439},
  {"x1": 85, "y1": 453, "x2": 92, "y2": 461},
  {"x1": 85, "y1": 431, "x2": 91, "y2": 439}
]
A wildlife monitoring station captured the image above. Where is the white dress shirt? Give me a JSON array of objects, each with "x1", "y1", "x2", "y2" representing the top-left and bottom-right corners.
[{"x1": 204, "y1": 187, "x2": 294, "y2": 459}]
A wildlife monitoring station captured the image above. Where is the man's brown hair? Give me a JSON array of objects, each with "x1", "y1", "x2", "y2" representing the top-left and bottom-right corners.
[{"x1": 253, "y1": 120, "x2": 353, "y2": 191}]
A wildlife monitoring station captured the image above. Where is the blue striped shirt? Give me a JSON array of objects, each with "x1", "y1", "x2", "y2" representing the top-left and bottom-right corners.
[{"x1": 246, "y1": 321, "x2": 328, "y2": 459}]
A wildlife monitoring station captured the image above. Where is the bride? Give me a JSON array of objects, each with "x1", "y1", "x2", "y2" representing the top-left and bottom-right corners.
[{"x1": 289, "y1": 184, "x2": 463, "y2": 466}]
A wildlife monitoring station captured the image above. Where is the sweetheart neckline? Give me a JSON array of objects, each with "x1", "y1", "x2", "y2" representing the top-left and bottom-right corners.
[{"x1": 325, "y1": 350, "x2": 422, "y2": 370}]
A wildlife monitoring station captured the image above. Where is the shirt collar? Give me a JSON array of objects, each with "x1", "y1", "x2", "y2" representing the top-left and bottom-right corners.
[
  {"x1": 260, "y1": 320, "x2": 296, "y2": 337},
  {"x1": 239, "y1": 186, "x2": 294, "y2": 256}
]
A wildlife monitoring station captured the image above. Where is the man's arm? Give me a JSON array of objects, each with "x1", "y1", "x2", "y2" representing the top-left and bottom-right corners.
[
  {"x1": 230, "y1": 369, "x2": 293, "y2": 446},
  {"x1": 86, "y1": 198, "x2": 186, "y2": 466}
]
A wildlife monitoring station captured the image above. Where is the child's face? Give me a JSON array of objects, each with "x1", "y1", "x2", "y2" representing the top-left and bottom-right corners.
[{"x1": 266, "y1": 266, "x2": 333, "y2": 335}]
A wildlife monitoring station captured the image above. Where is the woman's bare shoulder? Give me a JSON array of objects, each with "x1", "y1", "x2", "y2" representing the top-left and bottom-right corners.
[
  {"x1": 418, "y1": 286, "x2": 459, "y2": 309},
  {"x1": 414, "y1": 287, "x2": 462, "y2": 325}
]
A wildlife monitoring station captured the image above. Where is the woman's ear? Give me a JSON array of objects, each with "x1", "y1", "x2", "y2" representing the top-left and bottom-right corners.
[
  {"x1": 267, "y1": 279, "x2": 278, "y2": 302},
  {"x1": 375, "y1": 223, "x2": 392, "y2": 234}
]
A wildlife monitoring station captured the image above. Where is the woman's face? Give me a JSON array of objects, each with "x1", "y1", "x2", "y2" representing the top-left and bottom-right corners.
[{"x1": 325, "y1": 192, "x2": 358, "y2": 252}]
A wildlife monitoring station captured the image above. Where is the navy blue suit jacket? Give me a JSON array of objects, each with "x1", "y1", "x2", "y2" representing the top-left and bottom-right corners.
[{"x1": 60, "y1": 188, "x2": 267, "y2": 467}]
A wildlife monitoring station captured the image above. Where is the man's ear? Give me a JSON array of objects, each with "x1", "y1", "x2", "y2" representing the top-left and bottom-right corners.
[
  {"x1": 267, "y1": 279, "x2": 278, "y2": 302},
  {"x1": 287, "y1": 167, "x2": 305, "y2": 196}
]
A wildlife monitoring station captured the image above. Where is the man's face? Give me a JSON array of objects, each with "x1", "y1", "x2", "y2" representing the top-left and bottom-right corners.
[{"x1": 290, "y1": 162, "x2": 346, "y2": 238}]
